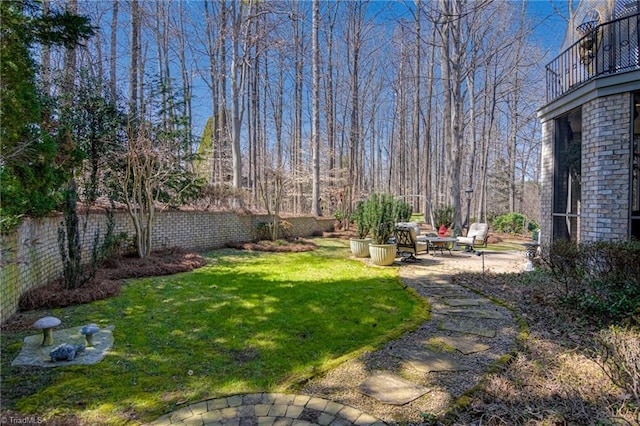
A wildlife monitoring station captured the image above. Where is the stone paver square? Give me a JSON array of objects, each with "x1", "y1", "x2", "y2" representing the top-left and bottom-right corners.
[
  {"x1": 429, "y1": 336, "x2": 491, "y2": 354},
  {"x1": 228, "y1": 395, "x2": 244, "y2": 407},
  {"x1": 338, "y1": 405, "x2": 362, "y2": 422},
  {"x1": 443, "y1": 298, "x2": 481, "y2": 307},
  {"x1": 393, "y1": 347, "x2": 469, "y2": 373},
  {"x1": 285, "y1": 405, "x2": 304, "y2": 418},
  {"x1": 255, "y1": 404, "x2": 272, "y2": 416},
  {"x1": 440, "y1": 308, "x2": 507, "y2": 320},
  {"x1": 293, "y1": 395, "x2": 310, "y2": 406},
  {"x1": 268, "y1": 404, "x2": 288, "y2": 417},
  {"x1": 243, "y1": 393, "x2": 265, "y2": 404},
  {"x1": 430, "y1": 291, "x2": 469, "y2": 298},
  {"x1": 201, "y1": 410, "x2": 223, "y2": 423},
  {"x1": 418, "y1": 282, "x2": 457, "y2": 289},
  {"x1": 440, "y1": 319, "x2": 496, "y2": 337},
  {"x1": 359, "y1": 371, "x2": 429, "y2": 405},
  {"x1": 305, "y1": 397, "x2": 328, "y2": 411}
]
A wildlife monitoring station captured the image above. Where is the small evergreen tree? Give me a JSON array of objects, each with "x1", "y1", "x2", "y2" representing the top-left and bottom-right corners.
[
  {"x1": 351, "y1": 201, "x2": 370, "y2": 239},
  {"x1": 0, "y1": 0, "x2": 93, "y2": 231},
  {"x1": 364, "y1": 193, "x2": 397, "y2": 244}
]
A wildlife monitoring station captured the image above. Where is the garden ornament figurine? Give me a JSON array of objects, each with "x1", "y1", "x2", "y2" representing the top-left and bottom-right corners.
[
  {"x1": 50, "y1": 343, "x2": 85, "y2": 362},
  {"x1": 80, "y1": 324, "x2": 100, "y2": 346},
  {"x1": 33, "y1": 316, "x2": 61, "y2": 346}
]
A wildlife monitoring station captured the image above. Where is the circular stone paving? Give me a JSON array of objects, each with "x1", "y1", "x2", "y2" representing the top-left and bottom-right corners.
[{"x1": 148, "y1": 393, "x2": 386, "y2": 425}]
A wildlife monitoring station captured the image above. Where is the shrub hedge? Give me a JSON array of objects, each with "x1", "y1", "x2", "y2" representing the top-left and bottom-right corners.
[{"x1": 544, "y1": 239, "x2": 640, "y2": 325}]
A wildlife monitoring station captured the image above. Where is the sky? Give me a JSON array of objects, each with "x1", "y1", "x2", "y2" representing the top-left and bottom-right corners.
[
  {"x1": 88, "y1": 0, "x2": 575, "y2": 139},
  {"x1": 525, "y1": 0, "x2": 572, "y2": 59}
]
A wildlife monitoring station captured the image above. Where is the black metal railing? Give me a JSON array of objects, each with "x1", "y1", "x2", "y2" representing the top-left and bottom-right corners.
[{"x1": 546, "y1": 13, "x2": 640, "y2": 103}]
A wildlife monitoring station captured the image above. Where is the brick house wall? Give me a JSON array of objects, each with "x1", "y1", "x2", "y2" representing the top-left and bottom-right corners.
[
  {"x1": 539, "y1": 118, "x2": 555, "y2": 249},
  {"x1": 0, "y1": 212, "x2": 335, "y2": 323},
  {"x1": 539, "y1": 90, "x2": 635, "y2": 246},
  {"x1": 581, "y1": 93, "x2": 632, "y2": 241}
]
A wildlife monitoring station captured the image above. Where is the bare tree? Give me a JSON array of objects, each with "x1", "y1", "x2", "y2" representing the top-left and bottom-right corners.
[
  {"x1": 120, "y1": 123, "x2": 196, "y2": 258},
  {"x1": 41, "y1": 0, "x2": 51, "y2": 96},
  {"x1": 311, "y1": 0, "x2": 321, "y2": 216},
  {"x1": 129, "y1": 0, "x2": 140, "y2": 118},
  {"x1": 346, "y1": 1, "x2": 367, "y2": 209},
  {"x1": 436, "y1": 0, "x2": 464, "y2": 229},
  {"x1": 411, "y1": 1, "x2": 422, "y2": 206},
  {"x1": 228, "y1": 0, "x2": 255, "y2": 193},
  {"x1": 110, "y1": 0, "x2": 118, "y2": 102}
]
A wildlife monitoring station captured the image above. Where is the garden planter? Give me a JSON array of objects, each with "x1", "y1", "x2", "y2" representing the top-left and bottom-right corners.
[
  {"x1": 369, "y1": 243, "x2": 397, "y2": 266},
  {"x1": 350, "y1": 238, "x2": 372, "y2": 258}
]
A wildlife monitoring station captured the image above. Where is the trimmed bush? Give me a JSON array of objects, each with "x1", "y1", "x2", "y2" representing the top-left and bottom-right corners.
[
  {"x1": 362, "y1": 193, "x2": 412, "y2": 244},
  {"x1": 433, "y1": 205, "x2": 454, "y2": 228},
  {"x1": 492, "y1": 212, "x2": 538, "y2": 235},
  {"x1": 596, "y1": 326, "x2": 640, "y2": 408},
  {"x1": 350, "y1": 201, "x2": 370, "y2": 239},
  {"x1": 544, "y1": 240, "x2": 640, "y2": 325}
]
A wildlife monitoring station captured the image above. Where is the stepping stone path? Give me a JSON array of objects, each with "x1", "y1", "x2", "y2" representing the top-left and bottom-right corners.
[
  {"x1": 428, "y1": 336, "x2": 491, "y2": 355},
  {"x1": 439, "y1": 319, "x2": 497, "y2": 338},
  {"x1": 150, "y1": 254, "x2": 519, "y2": 425},
  {"x1": 338, "y1": 261, "x2": 516, "y2": 422},
  {"x1": 359, "y1": 372, "x2": 429, "y2": 405}
]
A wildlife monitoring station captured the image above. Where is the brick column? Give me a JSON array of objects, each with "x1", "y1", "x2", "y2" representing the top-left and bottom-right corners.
[
  {"x1": 539, "y1": 118, "x2": 555, "y2": 249},
  {"x1": 581, "y1": 92, "x2": 632, "y2": 241}
]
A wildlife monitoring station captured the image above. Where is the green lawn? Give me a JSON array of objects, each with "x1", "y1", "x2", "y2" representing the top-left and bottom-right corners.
[{"x1": 2, "y1": 238, "x2": 428, "y2": 425}]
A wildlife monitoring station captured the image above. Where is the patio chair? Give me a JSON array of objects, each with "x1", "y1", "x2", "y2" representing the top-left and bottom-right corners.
[
  {"x1": 456, "y1": 222, "x2": 489, "y2": 252},
  {"x1": 394, "y1": 226, "x2": 428, "y2": 262},
  {"x1": 396, "y1": 221, "x2": 422, "y2": 237}
]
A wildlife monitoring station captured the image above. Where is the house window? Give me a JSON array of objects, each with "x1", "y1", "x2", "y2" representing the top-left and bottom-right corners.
[
  {"x1": 632, "y1": 93, "x2": 640, "y2": 240},
  {"x1": 553, "y1": 109, "x2": 582, "y2": 242}
]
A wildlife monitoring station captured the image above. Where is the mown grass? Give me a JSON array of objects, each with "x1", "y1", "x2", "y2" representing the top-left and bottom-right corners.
[
  {"x1": 485, "y1": 239, "x2": 530, "y2": 252},
  {"x1": 1, "y1": 238, "x2": 428, "y2": 425}
]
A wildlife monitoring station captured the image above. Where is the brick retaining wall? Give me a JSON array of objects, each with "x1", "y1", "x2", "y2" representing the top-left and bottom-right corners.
[{"x1": 0, "y1": 212, "x2": 335, "y2": 324}]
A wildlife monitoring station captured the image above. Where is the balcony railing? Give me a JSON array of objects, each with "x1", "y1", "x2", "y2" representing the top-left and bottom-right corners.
[{"x1": 546, "y1": 13, "x2": 640, "y2": 103}]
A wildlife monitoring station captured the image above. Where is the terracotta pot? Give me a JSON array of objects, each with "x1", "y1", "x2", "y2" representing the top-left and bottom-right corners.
[
  {"x1": 369, "y1": 243, "x2": 397, "y2": 266},
  {"x1": 349, "y1": 238, "x2": 372, "y2": 258}
]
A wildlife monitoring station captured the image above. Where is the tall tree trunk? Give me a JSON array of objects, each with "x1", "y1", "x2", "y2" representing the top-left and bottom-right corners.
[
  {"x1": 508, "y1": 1, "x2": 526, "y2": 212},
  {"x1": 129, "y1": 0, "x2": 140, "y2": 119},
  {"x1": 347, "y1": 2, "x2": 365, "y2": 206},
  {"x1": 311, "y1": 0, "x2": 321, "y2": 216},
  {"x1": 292, "y1": 2, "x2": 304, "y2": 213},
  {"x1": 204, "y1": 0, "x2": 217, "y2": 184},
  {"x1": 324, "y1": 2, "x2": 338, "y2": 191},
  {"x1": 412, "y1": 0, "x2": 422, "y2": 207},
  {"x1": 218, "y1": 0, "x2": 228, "y2": 184},
  {"x1": 229, "y1": 0, "x2": 251, "y2": 193},
  {"x1": 178, "y1": 1, "x2": 193, "y2": 157},
  {"x1": 41, "y1": 0, "x2": 51, "y2": 95},
  {"x1": 110, "y1": 0, "x2": 118, "y2": 102},
  {"x1": 423, "y1": 23, "x2": 436, "y2": 224},
  {"x1": 438, "y1": 0, "x2": 464, "y2": 229}
]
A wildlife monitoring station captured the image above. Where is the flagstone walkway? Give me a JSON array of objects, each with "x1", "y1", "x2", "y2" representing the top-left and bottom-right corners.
[{"x1": 149, "y1": 251, "x2": 524, "y2": 425}]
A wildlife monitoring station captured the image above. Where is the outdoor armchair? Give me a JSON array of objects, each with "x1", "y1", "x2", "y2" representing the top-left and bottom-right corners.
[
  {"x1": 456, "y1": 222, "x2": 489, "y2": 252},
  {"x1": 394, "y1": 226, "x2": 428, "y2": 262}
]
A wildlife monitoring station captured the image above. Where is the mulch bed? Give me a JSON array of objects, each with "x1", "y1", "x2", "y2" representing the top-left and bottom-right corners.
[
  {"x1": 227, "y1": 238, "x2": 317, "y2": 252},
  {"x1": 4, "y1": 241, "x2": 318, "y2": 332},
  {"x1": 13, "y1": 248, "x2": 207, "y2": 321}
]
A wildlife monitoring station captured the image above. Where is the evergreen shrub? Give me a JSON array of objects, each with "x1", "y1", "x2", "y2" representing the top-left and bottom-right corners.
[
  {"x1": 363, "y1": 193, "x2": 412, "y2": 244},
  {"x1": 492, "y1": 212, "x2": 538, "y2": 235}
]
